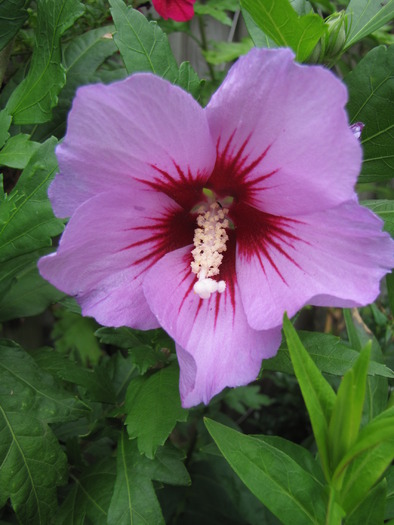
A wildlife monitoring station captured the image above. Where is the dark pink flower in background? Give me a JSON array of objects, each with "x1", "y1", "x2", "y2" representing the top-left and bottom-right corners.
[
  {"x1": 152, "y1": 0, "x2": 196, "y2": 21},
  {"x1": 39, "y1": 48, "x2": 394, "y2": 408}
]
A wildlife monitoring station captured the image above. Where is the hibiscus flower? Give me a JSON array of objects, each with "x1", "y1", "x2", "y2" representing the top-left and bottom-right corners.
[
  {"x1": 39, "y1": 48, "x2": 394, "y2": 407},
  {"x1": 152, "y1": 0, "x2": 195, "y2": 21}
]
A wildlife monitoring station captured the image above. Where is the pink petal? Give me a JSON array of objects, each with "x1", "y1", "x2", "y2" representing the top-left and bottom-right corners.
[
  {"x1": 143, "y1": 244, "x2": 282, "y2": 407},
  {"x1": 39, "y1": 189, "x2": 195, "y2": 329},
  {"x1": 235, "y1": 200, "x2": 394, "y2": 330},
  {"x1": 205, "y1": 48, "x2": 361, "y2": 216},
  {"x1": 152, "y1": 0, "x2": 195, "y2": 21},
  {"x1": 50, "y1": 73, "x2": 215, "y2": 217}
]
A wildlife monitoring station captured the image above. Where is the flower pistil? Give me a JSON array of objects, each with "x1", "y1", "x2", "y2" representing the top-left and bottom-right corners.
[{"x1": 191, "y1": 202, "x2": 229, "y2": 299}]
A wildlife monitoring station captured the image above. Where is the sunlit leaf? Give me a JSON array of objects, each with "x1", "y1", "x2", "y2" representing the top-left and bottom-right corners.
[
  {"x1": 109, "y1": 0, "x2": 201, "y2": 97},
  {"x1": 6, "y1": 0, "x2": 85, "y2": 124},
  {"x1": 241, "y1": 0, "x2": 325, "y2": 61},
  {"x1": 109, "y1": 0, "x2": 178, "y2": 78},
  {"x1": 345, "y1": 0, "x2": 394, "y2": 48}
]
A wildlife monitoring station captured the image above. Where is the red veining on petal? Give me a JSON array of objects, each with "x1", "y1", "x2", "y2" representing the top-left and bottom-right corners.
[
  {"x1": 120, "y1": 207, "x2": 195, "y2": 276},
  {"x1": 136, "y1": 161, "x2": 206, "y2": 210},
  {"x1": 233, "y1": 203, "x2": 304, "y2": 284},
  {"x1": 207, "y1": 132, "x2": 277, "y2": 205}
]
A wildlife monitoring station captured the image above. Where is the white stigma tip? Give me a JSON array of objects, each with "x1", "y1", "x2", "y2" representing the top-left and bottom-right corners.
[{"x1": 193, "y1": 278, "x2": 226, "y2": 300}]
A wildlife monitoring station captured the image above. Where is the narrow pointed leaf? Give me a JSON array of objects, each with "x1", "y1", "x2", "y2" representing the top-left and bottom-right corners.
[
  {"x1": 205, "y1": 418, "x2": 328, "y2": 525},
  {"x1": 283, "y1": 314, "x2": 336, "y2": 480},
  {"x1": 333, "y1": 407, "x2": 394, "y2": 512},
  {"x1": 328, "y1": 344, "x2": 371, "y2": 470},
  {"x1": 345, "y1": 478, "x2": 387, "y2": 525},
  {"x1": 345, "y1": 0, "x2": 394, "y2": 48},
  {"x1": 344, "y1": 308, "x2": 388, "y2": 421}
]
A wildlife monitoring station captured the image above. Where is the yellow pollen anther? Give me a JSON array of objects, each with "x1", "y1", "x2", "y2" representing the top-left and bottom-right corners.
[{"x1": 191, "y1": 203, "x2": 229, "y2": 299}]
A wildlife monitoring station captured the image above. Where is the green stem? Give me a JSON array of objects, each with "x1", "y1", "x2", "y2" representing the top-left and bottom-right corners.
[
  {"x1": 197, "y1": 15, "x2": 216, "y2": 82},
  {"x1": 326, "y1": 487, "x2": 344, "y2": 525}
]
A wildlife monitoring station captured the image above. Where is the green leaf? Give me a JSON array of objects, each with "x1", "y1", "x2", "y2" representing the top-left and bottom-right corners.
[
  {"x1": 241, "y1": 0, "x2": 325, "y2": 62},
  {"x1": 345, "y1": 0, "x2": 394, "y2": 48},
  {"x1": 203, "y1": 38, "x2": 254, "y2": 65},
  {"x1": 0, "y1": 137, "x2": 62, "y2": 261},
  {"x1": 55, "y1": 458, "x2": 116, "y2": 525},
  {"x1": 253, "y1": 435, "x2": 325, "y2": 485},
  {"x1": 386, "y1": 466, "x2": 394, "y2": 519},
  {"x1": 31, "y1": 347, "x2": 116, "y2": 404},
  {"x1": 283, "y1": 315, "x2": 336, "y2": 480},
  {"x1": 0, "y1": 134, "x2": 40, "y2": 169},
  {"x1": 346, "y1": 478, "x2": 387, "y2": 525},
  {"x1": 109, "y1": 0, "x2": 201, "y2": 98},
  {"x1": 109, "y1": 0, "x2": 178, "y2": 78},
  {"x1": 95, "y1": 326, "x2": 171, "y2": 373},
  {"x1": 175, "y1": 61, "x2": 203, "y2": 100},
  {"x1": 0, "y1": 339, "x2": 89, "y2": 423},
  {"x1": 125, "y1": 362, "x2": 188, "y2": 458},
  {"x1": 0, "y1": 0, "x2": 29, "y2": 51},
  {"x1": 345, "y1": 45, "x2": 394, "y2": 183},
  {"x1": 6, "y1": 0, "x2": 85, "y2": 124},
  {"x1": 0, "y1": 109, "x2": 12, "y2": 148},
  {"x1": 242, "y1": 8, "x2": 278, "y2": 48},
  {"x1": 333, "y1": 406, "x2": 394, "y2": 512},
  {"x1": 363, "y1": 200, "x2": 394, "y2": 236},
  {"x1": 344, "y1": 309, "x2": 388, "y2": 422},
  {"x1": 0, "y1": 411, "x2": 67, "y2": 524},
  {"x1": 264, "y1": 330, "x2": 394, "y2": 378},
  {"x1": 0, "y1": 339, "x2": 89, "y2": 523},
  {"x1": 194, "y1": 0, "x2": 239, "y2": 26},
  {"x1": 224, "y1": 385, "x2": 272, "y2": 414},
  {"x1": 107, "y1": 433, "x2": 189, "y2": 525},
  {"x1": 32, "y1": 25, "x2": 123, "y2": 142},
  {"x1": 205, "y1": 418, "x2": 328, "y2": 525},
  {"x1": 52, "y1": 309, "x2": 102, "y2": 366},
  {"x1": 328, "y1": 344, "x2": 371, "y2": 470},
  {"x1": 0, "y1": 139, "x2": 64, "y2": 321},
  {"x1": 0, "y1": 261, "x2": 64, "y2": 322}
]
